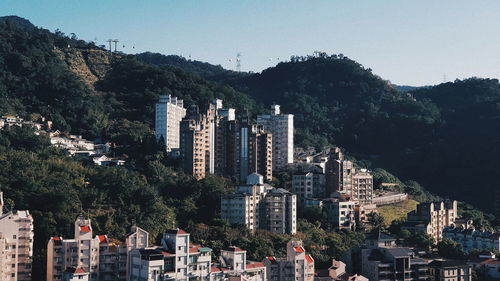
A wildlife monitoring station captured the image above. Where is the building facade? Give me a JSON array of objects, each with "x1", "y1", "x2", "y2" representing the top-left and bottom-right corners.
[
  {"x1": 221, "y1": 174, "x2": 297, "y2": 234},
  {"x1": 128, "y1": 229, "x2": 265, "y2": 281},
  {"x1": 47, "y1": 217, "x2": 148, "y2": 281},
  {"x1": 257, "y1": 104, "x2": 293, "y2": 171},
  {"x1": 155, "y1": 95, "x2": 187, "y2": 152},
  {"x1": 322, "y1": 197, "x2": 357, "y2": 230},
  {"x1": 402, "y1": 200, "x2": 458, "y2": 242},
  {"x1": 428, "y1": 260, "x2": 472, "y2": 281},
  {"x1": 263, "y1": 240, "x2": 314, "y2": 281},
  {"x1": 443, "y1": 226, "x2": 500, "y2": 252},
  {"x1": 0, "y1": 192, "x2": 34, "y2": 281},
  {"x1": 292, "y1": 171, "x2": 326, "y2": 205},
  {"x1": 324, "y1": 148, "x2": 373, "y2": 204}
]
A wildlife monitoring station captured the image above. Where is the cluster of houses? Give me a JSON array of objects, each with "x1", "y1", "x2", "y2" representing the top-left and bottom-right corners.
[{"x1": 0, "y1": 115, "x2": 124, "y2": 166}]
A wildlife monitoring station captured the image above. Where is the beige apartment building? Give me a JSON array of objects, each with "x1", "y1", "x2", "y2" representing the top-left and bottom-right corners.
[
  {"x1": 0, "y1": 192, "x2": 34, "y2": 281},
  {"x1": 47, "y1": 216, "x2": 148, "y2": 281},
  {"x1": 402, "y1": 200, "x2": 458, "y2": 242}
]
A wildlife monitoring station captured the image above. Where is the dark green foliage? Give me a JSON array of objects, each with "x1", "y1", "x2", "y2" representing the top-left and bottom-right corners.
[{"x1": 437, "y1": 238, "x2": 466, "y2": 260}]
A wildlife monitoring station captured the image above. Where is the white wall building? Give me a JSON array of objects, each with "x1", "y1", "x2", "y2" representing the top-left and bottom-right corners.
[
  {"x1": 221, "y1": 174, "x2": 297, "y2": 234},
  {"x1": 257, "y1": 104, "x2": 293, "y2": 171},
  {"x1": 47, "y1": 217, "x2": 148, "y2": 281},
  {"x1": 155, "y1": 95, "x2": 187, "y2": 152},
  {"x1": 292, "y1": 171, "x2": 326, "y2": 204},
  {"x1": 0, "y1": 192, "x2": 34, "y2": 281},
  {"x1": 263, "y1": 240, "x2": 315, "y2": 281}
]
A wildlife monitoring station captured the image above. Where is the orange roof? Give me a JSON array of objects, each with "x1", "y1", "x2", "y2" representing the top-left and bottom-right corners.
[
  {"x1": 305, "y1": 254, "x2": 314, "y2": 263},
  {"x1": 80, "y1": 226, "x2": 91, "y2": 233},
  {"x1": 481, "y1": 259, "x2": 500, "y2": 265},
  {"x1": 166, "y1": 229, "x2": 188, "y2": 234},
  {"x1": 247, "y1": 262, "x2": 265, "y2": 269},
  {"x1": 211, "y1": 267, "x2": 229, "y2": 273},
  {"x1": 294, "y1": 246, "x2": 305, "y2": 253},
  {"x1": 97, "y1": 235, "x2": 108, "y2": 244},
  {"x1": 161, "y1": 251, "x2": 175, "y2": 257},
  {"x1": 65, "y1": 267, "x2": 86, "y2": 274},
  {"x1": 189, "y1": 245, "x2": 202, "y2": 253}
]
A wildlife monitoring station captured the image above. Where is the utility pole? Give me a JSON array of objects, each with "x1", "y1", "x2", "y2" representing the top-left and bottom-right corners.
[
  {"x1": 106, "y1": 39, "x2": 112, "y2": 54},
  {"x1": 236, "y1": 52, "x2": 241, "y2": 72},
  {"x1": 112, "y1": 39, "x2": 119, "y2": 52}
]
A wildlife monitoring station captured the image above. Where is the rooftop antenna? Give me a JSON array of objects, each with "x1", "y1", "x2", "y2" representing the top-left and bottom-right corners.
[
  {"x1": 106, "y1": 39, "x2": 112, "y2": 54},
  {"x1": 112, "y1": 39, "x2": 119, "y2": 52},
  {"x1": 443, "y1": 73, "x2": 447, "y2": 83},
  {"x1": 236, "y1": 52, "x2": 242, "y2": 72}
]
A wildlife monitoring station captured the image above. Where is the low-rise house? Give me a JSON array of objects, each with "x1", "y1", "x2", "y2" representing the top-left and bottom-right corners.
[
  {"x1": 93, "y1": 155, "x2": 126, "y2": 166},
  {"x1": 443, "y1": 225, "x2": 500, "y2": 252},
  {"x1": 211, "y1": 247, "x2": 266, "y2": 281},
  {"x1": 314, "y1": 260, "x2": 368, "y2": 281},
  {"x1": 428, "y1": 260, "x2": 472, "y2": 281},
  {"x1": 63, "y1": 267, "x2": 90, "y2": 281},
  {"x1": 263, "y1": 240, "x2": 315, "y2": 281}
]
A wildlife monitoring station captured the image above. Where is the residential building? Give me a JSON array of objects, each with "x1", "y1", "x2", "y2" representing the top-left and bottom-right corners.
[
  {"x1": 236, "y1": 123, "x2": 273, "y2": 182},
  {"x1": 63, "y1": 267, "x2": 90, "y2": 281},
  {"x1": 257, "y1": 104, "x2": 293, "y2": 171},
  {"x1": 468, "y1": 253, "x2": 500, "y2": 279},
  {"x1": 211, "y1": 246, "x2": 266, "y2": 281},
  {"x1": 263, "y1": 240, "x2": 315, "y2": 281},
  {"x1": 180, "y1": 105, "x2": 212, "y2": 180},
  {"x1": 314, "y1": 260, "x2": 368, "y2": 281},
  {"x1": 443, "y1": 225, "x2": 500, "y2": 252},
  {"x1": 360, "y1": 246, "x2": 431, "y2": 281},
  {"x1": 402, "y1": 200, "x2": 458, "y2": 242},
  {"x1": 0, "y1": 192, "x2": 34, "y2": 281},
  {"x1": 128, "y1": 229, "x2": 264, "y2": 281},
  {"x1": 155, "y1": 95, "x2": 186, "y2": 152},
  {"x1": 322, "y1": 196, "x2": 357, "y2": 230},
  {"x1": 428, "y1": 260, "x2": 472, "y2": 281},
  {"x1": 324, "y1": 148, "x2": 373, "y2": 204},
  {"x1": 292, "y1": 171, "x2": 326, "y2": 205},
  {"x1": 221, "y1": 174, "x2": 297, "y2": 234},
  {"x1": 47, "y1": 216, "x2": 148, "y2": 281}
]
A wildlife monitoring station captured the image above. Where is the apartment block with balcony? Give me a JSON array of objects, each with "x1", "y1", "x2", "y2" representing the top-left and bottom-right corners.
[
  {"x1": 47, "y1": 217, "x2": 148, "y2": 281},
  {"x1": 292, "y1": 171, "x2": 326, "y2": 205},
  {"x1": 155, "y1": 95, "x2": 187, "y2": 153},
  {"x1": 211, "y1": 246, "x2": 266, "y2": 281},
  {"x1": 402, "y1": 200, "x2": 458, "y2": 242},
  {"x1": 221, "y1": 174, "x2": 297, "y2": 234},
  {"x1": 322, "y1": 196, "x2": 357, "y2": 231},
  {"x1": 0, "y1": 192, "x2": 34, "y2": 281},
  {"x1": 443, "y1": 225, "x2": 500, "y2": 252},
  {"x1": 257, "y1": 104, "x2": 293, "y2": 171},
  {"x1": 263, "y1": 240, "x2": 315, "y2": 281}
]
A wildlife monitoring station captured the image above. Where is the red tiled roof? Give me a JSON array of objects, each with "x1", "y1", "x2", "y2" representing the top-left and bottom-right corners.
[
  {"x1": 189, "y1": 245, "x2": 201, "y2": 253},
  {"x1": 97, "y1": 235, "x2": 108, "y2": 244},
  {"x1": 211, "y1": 267, "x2": 229, "y2": 273},
  {"x1": 305, "y1": 254, "x2": 314, "y2": 263},
  {"x1": 52, "y1": 237, "x2": 63, "y2": 246},
  {"x1": 246, "y1": 262, "x2": 265, "y2": 269},
  {"x1": 480, "y1": 259, "x2": 500, "y2": 265},
  {"x1": 294, "y1": 246, "x2": 305, "y2": 253},
  {"x1": 227, "y1": 246, "x2": 245, "y2": 252},
  {"x1": 80, "y1": 226, "x2": 91, "y2": 233},
  {"x1": 165, "y1": 229, "x2": 188, "y2": 234},
  {"x1": 161, "y1": 251, "x2": 175, "y2": 257},
  {"x1": 65, "y1": 267, "x2": 86, "y2": 274},
  {"x1": 267, "y1": 256, "x2": 278, "y2": 264}
]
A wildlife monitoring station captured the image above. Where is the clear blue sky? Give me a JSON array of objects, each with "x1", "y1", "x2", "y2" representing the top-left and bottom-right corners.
[{"x1": 3, "y1": 0, "x2": 500, "y2": 86}]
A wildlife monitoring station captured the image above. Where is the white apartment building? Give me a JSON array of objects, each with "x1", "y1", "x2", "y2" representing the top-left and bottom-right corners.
[
  {"x1": 211, "y1": 246, "x2": 266, "y2": 281},
  {"x1": 221, "y1": 174, "x2": 297, "y2": 234},
  {"x1": 257, "y1": 104, "x2": 293, "y2": 171},
  {"x1": 0, "y1": 192, "x2": 34, "y2": 281},
  {"x1": 128, "y1": 229, "x2": 212, "y2": 281},
  {"x1": 443, "y1": 226, "x2": 500, "y2": 252},
  {"x1": 155, "y1": 95, "x2": 187, "y2": 152},
  {"x1": 47, "y1": 217, "x2": 148, "y2": 281},
  {"x1": 263, "y1": 240, "x2": 315, "y2": 281}
]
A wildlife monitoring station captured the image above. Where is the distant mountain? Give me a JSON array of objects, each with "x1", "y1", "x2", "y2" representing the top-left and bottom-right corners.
[
  {"x1": 0, "y1": 15, "x2": 35, "y2": 30},
  {"x1": 136, "y1": 52, "x2": 249, "y2": 83}
]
